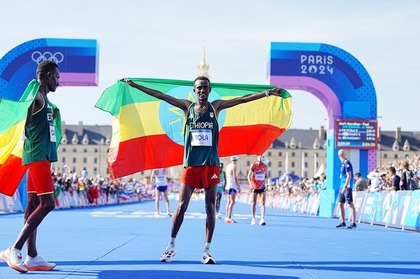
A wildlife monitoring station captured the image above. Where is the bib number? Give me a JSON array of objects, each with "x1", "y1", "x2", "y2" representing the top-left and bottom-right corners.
[{"x1": 191, "y1": 129, "x2": 212, "y2": 146}]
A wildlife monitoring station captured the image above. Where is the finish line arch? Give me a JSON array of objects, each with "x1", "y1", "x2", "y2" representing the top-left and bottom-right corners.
[
  {"x1": 0, "y1": 38, "x2": 99, "y2": 209},
  {"x1": 267, "y1": 42, "x2": 377, "y2": 217}
]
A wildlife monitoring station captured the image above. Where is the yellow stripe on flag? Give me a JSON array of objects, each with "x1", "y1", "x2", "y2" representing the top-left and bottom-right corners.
[
  {"x1": 116, "y1": 101, "x2": 165, "y2": 142},
  {"x1": 223, "y1": 97, "x2": 292, "y2": 128},
  {"x1": 0, "y1": 120, "x2": 25, "y2": 164}
]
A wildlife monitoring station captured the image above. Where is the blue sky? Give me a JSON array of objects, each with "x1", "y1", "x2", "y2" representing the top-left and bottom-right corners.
[{"x1": 0, "y1": 0, "x2": 418, "y2": 131}]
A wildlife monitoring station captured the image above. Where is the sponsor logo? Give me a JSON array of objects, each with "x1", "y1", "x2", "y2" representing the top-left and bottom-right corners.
[{"x1": 32, "y1": 51, "x2": 64, "y2": 65}]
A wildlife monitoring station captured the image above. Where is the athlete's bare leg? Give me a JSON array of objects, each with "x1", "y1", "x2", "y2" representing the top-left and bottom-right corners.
[
  {"x1": 14, "y1": 193, "x2": 55, "y2": 256},
  {"x1": 204, "y1": 185, "x2": 217, "y2": 243},
  {"x1": 170, "y1": 184, "x2": 194, "y2": 238}
]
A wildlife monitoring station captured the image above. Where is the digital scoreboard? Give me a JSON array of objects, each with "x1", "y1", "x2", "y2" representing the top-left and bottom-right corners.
[{"x1": 335, "y1": 119, "x2": 378, "y2": 149}]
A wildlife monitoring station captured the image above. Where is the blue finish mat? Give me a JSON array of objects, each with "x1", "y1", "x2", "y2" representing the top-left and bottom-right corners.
[{"x1": 1, "y1": 198, "x2": 419, "y2": 278}]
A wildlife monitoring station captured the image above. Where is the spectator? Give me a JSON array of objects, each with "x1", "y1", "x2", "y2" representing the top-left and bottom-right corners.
[
  {"x1": 354, "y1": 173, "x2": 368, "y2": 191},
  {"x1": 382, "y1": 167, "x2": 400, "y2": 191}
]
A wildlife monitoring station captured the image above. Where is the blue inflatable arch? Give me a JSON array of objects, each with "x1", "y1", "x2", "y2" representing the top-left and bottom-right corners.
[
  {"x1": 267, "y1": 42, "x2": 377, "y2": 217},
  {"x1": 0, "y1": 38, "x2": 99, "y2": 209}
]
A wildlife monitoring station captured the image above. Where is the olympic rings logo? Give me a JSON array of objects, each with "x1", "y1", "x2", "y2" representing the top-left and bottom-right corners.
[
  {"x1": 410, "y1": 198, "x2": 420, "y2": 218},
  {"x1": 31, "y1": 51, "x2": 64, "y2": 64}
]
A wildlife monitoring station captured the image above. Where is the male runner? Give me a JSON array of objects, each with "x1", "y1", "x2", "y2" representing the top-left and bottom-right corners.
[{"x1": 124, "y1": 76, "x2": 282, "y2": 264}]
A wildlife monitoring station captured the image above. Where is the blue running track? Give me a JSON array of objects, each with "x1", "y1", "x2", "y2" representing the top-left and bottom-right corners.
[{"x1": 1, "y1": 198, "x2": 419, "y2": 278}]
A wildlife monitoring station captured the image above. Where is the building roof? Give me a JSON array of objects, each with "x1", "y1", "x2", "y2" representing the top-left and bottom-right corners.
[
  {"x1": 60, "y1": 122, "x2": 420, "y2": 151},
  {"x1": 61, "y1": 122, "x2": 112, "y2": 145}
]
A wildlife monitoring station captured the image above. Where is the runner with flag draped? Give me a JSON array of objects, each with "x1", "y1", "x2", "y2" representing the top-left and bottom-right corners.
[
  {"x1": 0, "y1": 81, "x2": 61, "y2": 197},
  {"x1": 96, "y1": 76, "x2": 291, "y2": 265},
  {"x1": 1, "y1": 60, "x2": 61, "y2": 273},
  {"x1": 95, "y1": 77, "x2": 292, "y2": 178}
]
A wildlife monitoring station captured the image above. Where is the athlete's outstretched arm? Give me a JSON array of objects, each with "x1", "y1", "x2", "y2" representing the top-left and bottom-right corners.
[
  {"x1": 123, "y1": 79, "x2": 191, "y2": 112},
  {"x1": 213, "y1": 87, "x2": 282, "y2": 113}
]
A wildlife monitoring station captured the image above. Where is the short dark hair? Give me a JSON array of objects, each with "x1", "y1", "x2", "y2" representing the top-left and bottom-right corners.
[
  {"x1": 193, "y1": 76, "x2": 210, "y2": 85},
  {"x1": 36, "y1": 60, "x2": 58, "y2": 81}
]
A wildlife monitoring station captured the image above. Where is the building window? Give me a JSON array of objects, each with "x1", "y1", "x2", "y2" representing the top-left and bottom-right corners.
[
  {"x1": 93, "y1": 167, "x2": 97, "y2": 172},
  {"x1": 73, "y1": 148, "x2": 77, "y2": 153},
  {"x1": 83, "y1": 148, "x2": 88, "y2": 153},
  {"x1": 62, "y1": 157, "x2": 66, "y2": 163},
  {"x1": 278, "y1": 152, "x2": 282, "y2": 157},
  {"x1": 83, "y1": 158, "x2": 87, "y2": 163},
  {"x1": 304, "y1": 152, "x2": 308, "y2": 157},
  {"x1": 383, "y1": 154, "x2": 388, "y2": 159},
  {"x1": 291, "y1": 152, "x2": 295, "y2": 157},
  {"x1": 94, "y1": 158, "x2": 98, "y2": 164},
  {"x1": 304, "y1": 162, "x2": 308, "y2": 168},
  {"x1": 72, "y1": 158, "x2": 76, "y2": 163},
  {"x1": 246, "y1": 161, "x2": 251, "y2": 167},
  {"x1": 394, "y1": 154, "x2": 398, "y2": 159},
  {"x1": 278, "y1": 161, "x2": 282, "y2": 167},
  {"x1": 267, "y1": 151, "x2": 272, "y2": 156},
  {"x1": 291, "y1": 162, "x2": 295, "y2": 168},
  {"x1": 62, "y1": 148, "x2": 66, "y2": 152},
  {"x1": 94, "y1": 148, "x2": 98, "y2": 153}
]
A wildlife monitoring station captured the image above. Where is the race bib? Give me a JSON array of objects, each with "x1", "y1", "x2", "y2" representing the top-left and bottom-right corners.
[
  {"x1": 255, "y1": 172, "x2": 266, "y2": 181},
  {"x1": 156, "y1": 175, "x2": 166, "y2": 186},
  {"x1": 191, "y1": 129, "x2": 212, "y2": 146},
  {"x1": 49, "y1": 124, "x2": 56, "y2": 143}
]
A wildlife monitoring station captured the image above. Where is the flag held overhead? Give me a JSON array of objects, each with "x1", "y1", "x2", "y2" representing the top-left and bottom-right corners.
[{"x1": 95, "y1": 78, "x2": 292, "y2": 178}]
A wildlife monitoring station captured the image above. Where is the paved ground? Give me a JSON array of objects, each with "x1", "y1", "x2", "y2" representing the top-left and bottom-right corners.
[{"x1": 1, "y1": 198, "x2": 419, "y2": 278}]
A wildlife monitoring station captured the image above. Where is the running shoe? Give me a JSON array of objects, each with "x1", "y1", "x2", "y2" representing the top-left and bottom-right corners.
[
  {"x1": 24, "y1": 255, "x2": 56, "y2": 271},
  {"x1": 201, "y1": 251, "x2": 216, "y2": 264},
  {"x1": 251, "y1": 218, "x2": 256, "y2": 225},
  {"x1": 336, "y1": 222, "x2": 346, "y2": 228},
  {"x1": 259, "y1": 219, "x2": 266, "y2": 226},
  {"x1": 224, "y1": 218, "x2": 237, "y2": 224},
  {"x1": 347, "y1": 223, "x2": 357, "y2": 229},
  {"x1": 160, "y1": 246, "x2": 176, "y2": 262},
  {"x1": 167, "y1": 212, "x2": 173, "y2": 217},
  {"x1": 216, "y1": 213, "x2": 222, "y2": 219},
  {"x1": 0, "y1": 247, "x2": 27, "y2": 273}
]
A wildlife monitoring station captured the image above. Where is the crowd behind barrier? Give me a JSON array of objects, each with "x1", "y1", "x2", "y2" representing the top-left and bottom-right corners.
[{"x1": 1, "y1": 154, "x2": 419, "y2": 232}]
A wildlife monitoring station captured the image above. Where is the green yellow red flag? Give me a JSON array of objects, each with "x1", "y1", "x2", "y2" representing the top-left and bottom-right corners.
[
  {"x1": 0, "y1": 80, "x2": 61, "y2": 196},
  {"x1": 95, "y1": 78, "x2": 292, "y2": 178}
]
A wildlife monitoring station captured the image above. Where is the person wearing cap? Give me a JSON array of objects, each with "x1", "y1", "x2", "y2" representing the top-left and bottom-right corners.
[
  {"x1": 124, "y1": 76, "x2": 282, "y2": 264},
  {"x1": 336, "y1": 149, "x2": 357, "y2": 229},
  {"x1": 248, "y1": 155, "x2": 269, "y2": 225},
  {"x1": 225, "y1": 156, "x2": 240, "y2": 223}
]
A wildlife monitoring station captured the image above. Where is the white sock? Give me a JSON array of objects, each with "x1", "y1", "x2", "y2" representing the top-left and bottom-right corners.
[
  {"x1": 204, "y1": 242, "x2": 210, "y2": 252},
  {"x1": 168, "y1": 237, "x2": 176, "y2": 247}
]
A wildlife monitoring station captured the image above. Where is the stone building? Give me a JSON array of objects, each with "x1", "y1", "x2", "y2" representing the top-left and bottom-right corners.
[{"x1": 57, "y1": 122, "x2": 419, "y2": 183}]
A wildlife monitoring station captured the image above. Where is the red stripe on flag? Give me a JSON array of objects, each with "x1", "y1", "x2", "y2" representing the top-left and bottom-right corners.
[
  {"x1": 108, "y1": 134, "x2": 184, "y2": 178},
  {"x1": 0, "y1": 155, "x2": 27, "y2": 196},
  {"x1": 219, "y1": 125, "x2": 284, "y2": 156},
  {"x1": 108, "y1": 124, "x2": 284, "y2": 178}
]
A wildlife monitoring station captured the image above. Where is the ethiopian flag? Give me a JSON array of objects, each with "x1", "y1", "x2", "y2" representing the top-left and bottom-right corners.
[
  {"x1": 95, "y1": 78, "x2": 292, "y2": 178},
  {"x1": 0, "y1": 80, "x2": 61, "y2": 196}
]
